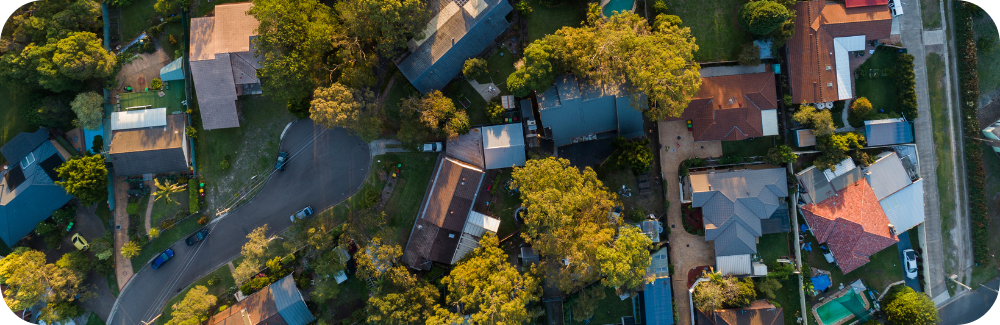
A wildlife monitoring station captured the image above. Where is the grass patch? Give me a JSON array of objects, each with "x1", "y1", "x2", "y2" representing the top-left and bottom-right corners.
[
  {"x1": 831, "y1": 101, "x2": 846, "y2": 128},
  {"x1": 156, "y1": 265, "x2": 236, "y2": 325},
  {"x1": 926, "y1": 53, "x2": 958, "y2": 272},
  {"x1": 526, "y1": 0, "x2": 587, "y2": 43},
  {"x1": 855, "y1": 48, "x2": 900, "y2": 117},
  {"x1": 380, "y1": 153, "x2": 440, "y2": 244},
  {"x1": 721, "y1": 136, "x2": 775, "y2": 158},
  {"x1": 773, "y1": 277, "x2": 806, "y2": 324},
  {"x1": 565, "y1": 285, "x2": 633, "y2": 324},
  {"x1": 922, "y1": 0, "x2": 942, "y2": 29},
  {"x1": 801, "y1": 224, "x2": 903, "y2": 296},
  {"x1": 443, "y1": 80, "x2": 489, "y2": 126},
  {"x1": 759, "y1": 233, "x2": 791, "y2": 262},
  {"x1": 598, "y1": 166, "x2": 667, "y2": 220},
  {"x1": 86, "y1": 312, "x2": 106, "y2": 325},
  {"x1": 156, "y1": 22, "x2": 184, "y2": 60},
  {"x1": 131, "y1": 217, "x2": 203, "y2": 273},
  {"x1": 119, "y1": 0, "x2": 158, "y2": 41},
  {"x1": 106, "y1": 273, "x2": 120, "y2": 298},
  {"x1": 476, "y1": 47, "x2": 518, "y2": 94},
  {"x1": 196, "y1": 95, "x2": 295, "y2": 213},
  {"x1": 488, "y1": 169, "x2": 523, "y2": 238},
  {"x1": 312, "y1": 277, "x2": 369, "y2": 323},
  {"x1": 150, "y1": 191, "x2": 189, "y2": 228},
  {"x1": 0, "y1": 81, "x2": 34, "y2": 165},
  {"x1": 382, "y1": 78, "x2": 419, "y2": 123},
  {"x1": 974, "y1": 12, "x2": 1000, "y2": 96},
  {"x1": 657, "y1": 0, "x2": 751, "y2": 62}
]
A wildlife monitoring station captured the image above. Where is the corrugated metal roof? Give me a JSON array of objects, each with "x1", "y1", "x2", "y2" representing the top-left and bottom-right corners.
[
  {"x1": 879, "y1": 179, "x2": 925, "y2": 232},
  {"x1": 864, "y1": 152, "x2": 911, "y2": 200},
  {"x1": 796, "y1": 129, "x2": 817, "y2": 147},
  {"x1": 538, "y1": 75, "x2": 642, "y2": 146},
  {"x1": 482, "y1": 124, "x2": 526, "y2": 169},
  {"x1": 717, "y1": 254, "x2": 752, "y2": 276},
  {"x1": 643, "y1": 277, "x2": 675, "y2": 325},
  {"x1": 761, "y1": 109, "x2": 779, "y2": 136},
  {"x1": 865, "y1": 118, "x2": 914, "y2": 146},
  {"x1": 159, "y1": 57, "x2": 185, "y2": 81},
  {"x1": 833, "y1": 36, "x2": 865, "y2": 100},
  {"x1": 111, "y1": 107, "x2": 167, "y2": 131},
  {"x1": 269, "y1": 274, "x2": 315, "y2": 325},
  {"x1": 823, "y1": 158, "x2": 857, "y2": 181}
]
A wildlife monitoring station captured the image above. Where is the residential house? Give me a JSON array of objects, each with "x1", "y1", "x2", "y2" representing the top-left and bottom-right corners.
[
  {"x1": 664, "y1": 72, "x2": 779, "y2": 142},
  {"x1": 865, "y1": 118, "x2": 914, "y2": 146},
  {"x1": 683, "y1": 168, "x2": 788, "y2": 276},
  {"x1": 396, "y1": 0, "x2": 512, "y2": 93},
  {"x1": 796, "y1": 158, "x2": 864, "y2": 205},
  {"x1": 402, "y1": 156, "x2": 499, "y2": 270},
  {"x1": 209, "y1": 274, "x2": 315, "y2": 325},
  {"x1": 696, "y1": 300, "x2": 784, "y2": 325},
  {"x1": 109, "y1": 110, "x2": 190, "y2": 176},
  {"x1": 0, "y1": 129, "x2": 74, "y2": 246},
  {"x1": 643, "y1": 248, "x2": 674, "y2": 325},
  {"x1": 536, "y1": 75, "x2": 645, "y2": 147},
  {"x1": 844, "y1": 0, "x2": 889, "y2": 8},
  {"x1": 787, "y1": 1, "x2": 893, "y2": 105},
  {"x1": 190, "y1": 2, "x2": 262, "y2": 130}
]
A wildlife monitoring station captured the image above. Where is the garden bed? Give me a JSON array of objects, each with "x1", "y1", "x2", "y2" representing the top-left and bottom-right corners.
[{"x1": 681, "y1": 203, "x2": 704, "y2": 236}]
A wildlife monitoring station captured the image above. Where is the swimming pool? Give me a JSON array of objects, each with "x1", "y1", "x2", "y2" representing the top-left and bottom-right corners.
[
  {"x1": 815, "y1": 290, "x2": 868, "y2": 325},
  {"x1": 602, "y1": 0, "x2": 634, "y2": 17}
]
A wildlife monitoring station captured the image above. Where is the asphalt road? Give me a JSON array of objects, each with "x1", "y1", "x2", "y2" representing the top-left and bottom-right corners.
[
  {"x1": 107, "y1": 120, "x2": 370, "y2": 325},
  {"x1": 939, "y1": 278, "x2": 1000, "y2": 325}
]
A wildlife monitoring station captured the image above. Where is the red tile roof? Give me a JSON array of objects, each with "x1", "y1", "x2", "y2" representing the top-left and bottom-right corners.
[
  {"x1": 665, "y1": 72, "x2": 777, "y2": 141},
  {"x1": 787, "y1": 1, "x2": 893, "y2": 104},
  {"x1": 800, "y1": 178, "x2": 898, "y2": 274},
  {"x1": 845, "y1": 0, "x2": 889, "y2": 8}
]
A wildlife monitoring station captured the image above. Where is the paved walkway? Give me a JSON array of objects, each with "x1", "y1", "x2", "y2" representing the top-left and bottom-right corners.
[
  {"x1": 369, "y1": 139, "x2": 408, "y2": 156},
  {"x1": 112, "y1": 176, "x2": 134, "y2": 290},
  {"x1": 144, "y1": 181, "x2": 155, "y2": 234},
  {"x1": 657, "y1": 120, "x2": 722, "y2": 325},
  {"x1": 467, "y1": 79, "x2": 500, "y2": 102}
]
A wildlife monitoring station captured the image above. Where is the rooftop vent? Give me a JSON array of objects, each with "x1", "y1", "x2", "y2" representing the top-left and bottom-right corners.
[
  {"x1": 827, "y1": 83, "x2": 833, "y2": 87},
  {"x1": 826, "y1": 66, "x2": 832, "y2": 71}
]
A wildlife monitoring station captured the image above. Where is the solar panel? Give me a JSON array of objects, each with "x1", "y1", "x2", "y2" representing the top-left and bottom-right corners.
[
  {"x1": 39, "y1": 154, "x2": 64, "y2": 182},
  {"x1": 4, "y1": 165, "x2": 25, "y2": 189}
]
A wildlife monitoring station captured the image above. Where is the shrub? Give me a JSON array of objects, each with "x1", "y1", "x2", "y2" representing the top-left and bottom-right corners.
[
  {"x1": 654, "y1": 14, "x2": 683, "y2": 30},
  {"x1": 161, "y1": 218, "x2": 176, "y2": 230},
  {"x1": 240, "y1": 276, "x2": 274, "y2": 296},
  {"x1": 487, "y1": 99, "x2": 504, "y2": 124},
  {"x1": 611, "y1": 137, "x2": 654, "y2": 174},
  {"x1": 848, "y1": 97, "x2": 873, "y2": 127},
  {"x1": 955, "y1": 2, "x2": 990, "y2": 264},
  {"x1": 150, "y1": 78, "x2": 162, "y2": 90},
  {"x1": 739, "y1": 43, "x2": 761, "y2": 67},
  {"x1": 679, "y1": 157, "x2": 706, "y2": 177},
  {"x1": 198, "y1": 216, "x2": 209, "y2": 225},
  {"x1": 515, "y1": 1, "x2": 532, "y2": 16},
  {"x1": 894, "y1": 53, "x2": 918, "y2": 119},
  {"x1": 462, "y1": 58, "x2": 488, "y2": 80},
  {"x1": 718, "y1": 155, "x2": 747, "y2": 165},
  {"x1": 764, "y1": 145, "x2": 797, "y2": 165},
  {"x1": 168, "y1": 34, "x2": 178, "y2": 46},
  {"x1": 739, "y1": 1, "x2": 791, "y2": 36},
  {"x1": 220, "y1": 155, "x2": 231, "y2": 170},
  {"x1": 359, "y1": 186, "x2": 380, "y2": 210},
  {"x1": 52, "y1": 205, "x2": 77, "y2": 224},
  {"x1": 652, "y1": 0, "x2": 668, "y2": 15},
  {"x1": 186, "y1": 126, "x2": 198, "y2": 141},
  {"x1": 126, "y1": 202, "x2": 141, "y2": 215},
  {"x1": 92, "y1": 135, "x2": 104, "y2": 154},
  {"x1": 189, "y1": 178, "x2": 200, "y2": 213},
  {"x1": 142, "y1": 40, "x2": 156, "y2": 53}
]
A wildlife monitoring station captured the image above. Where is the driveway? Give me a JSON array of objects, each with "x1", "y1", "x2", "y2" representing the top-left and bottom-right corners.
[
  {"x1": 895, "y1": 230, "x2": 922, "y2": 292},
  {"x1": 938, "y1": 277, "x2": 999, "y2": 325},
  {"x1": 107, "y1": 120, "x2": 370, "y2": 325}
]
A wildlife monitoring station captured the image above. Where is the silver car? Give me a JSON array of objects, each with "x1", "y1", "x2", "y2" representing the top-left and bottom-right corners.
[
  {"x1": 290, "y1": 206, "x2": 314, "y2": 222},
  {"x1": 903, "y1": 249, "x2": 918, "y2": 279}
]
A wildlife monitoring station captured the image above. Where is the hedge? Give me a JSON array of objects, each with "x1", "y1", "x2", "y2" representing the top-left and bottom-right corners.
[
  {"x1": 189, "y1": 178, "x2": 199, "y2": 213},
  {"x1": 954, "y1": 2, "x2": 990, "y2": 265}
]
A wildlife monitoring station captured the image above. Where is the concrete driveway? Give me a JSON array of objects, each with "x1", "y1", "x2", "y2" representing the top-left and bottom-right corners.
[
  {"x1": 107, "y1": 120, "x2": 370, "y2": 325},
  {"x1": 896, "y1": 230, "x2": 922, "y2": 292}
]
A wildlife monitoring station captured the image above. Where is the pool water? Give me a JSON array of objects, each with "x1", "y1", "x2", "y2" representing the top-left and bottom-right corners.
[
  {"x1": 815, "y1": 290, "x2": 867, "y2": 325},
  {"x1": 602, "y1": 0, "x2": 633, "y2": 17}
]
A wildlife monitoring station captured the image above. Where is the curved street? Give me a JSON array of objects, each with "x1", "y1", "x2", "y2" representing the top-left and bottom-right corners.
[{"x1": 107, "y1": 120, "x2": 371, "y2": 325}]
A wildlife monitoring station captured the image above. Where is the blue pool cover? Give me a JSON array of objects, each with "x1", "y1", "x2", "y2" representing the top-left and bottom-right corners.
[{"x1": 812, "y1": 274, "x2": 832, "y2": 292}]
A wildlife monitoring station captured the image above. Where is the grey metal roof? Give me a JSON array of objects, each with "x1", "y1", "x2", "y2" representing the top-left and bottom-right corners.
[
  {"x1": 714, "y1": 225, "x2": 758, "y2": 256},
  {"x1": 879, "y1": 179, "x2": 925, "y2": 232},
  {"x1": 865, "y1": 119, "x2": 914, "y2": 146},
  {"x1": 396, "y1": 0, "x2": 512, "y2": 93},
  {"x1": 864, "y1": 152, "x2": 911, "y2": 200},
  {"x1": 537, "y1": 75, "x2": 644, "y2": 146},
  {"x1": 190, "y1": 56, "x2": 240, "y2": 130},
  {"x1": 519, "y1": 99, "x2": 534, "y2": 121},
  {"x1": 0, "y1": 141, "x2": 74, "y2": 246},
  {"x1": 481, "y1": 124, "x2": 526, "y2": 169},
  {"x1": 796, "y1": 166, "x2": 833, "y2": 204},
  {"x1": 643, "y1": 277, "x2": 675, "y2": 325},
  {"x1": 1, "y1": 128, "x2": 48, "y2": 165},
  {"x1": 761, "y1": 204, "x2": 790, "y2": 234},
  {"x1": 689, "y1": 168, "x2": 788, "y2": 256},
  {"x1": 269, "y1": 274, "x2": 315, "y2": 325},
  {"x1": 616, "y1": 96, "x2": 646, "y2": 139}
]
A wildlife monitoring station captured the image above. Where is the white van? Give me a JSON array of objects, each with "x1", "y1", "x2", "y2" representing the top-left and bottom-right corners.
[{"x1": 888, "y1": 0, "x2": 904, "y2": 17}]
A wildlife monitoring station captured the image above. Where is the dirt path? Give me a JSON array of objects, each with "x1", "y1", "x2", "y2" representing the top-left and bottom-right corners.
[
  {"x1": 376, "y1": 75, "x2": 396, "y2": 109},
  {"x1": 113, "y1": 177, "x2": 135, "y2": 290}
]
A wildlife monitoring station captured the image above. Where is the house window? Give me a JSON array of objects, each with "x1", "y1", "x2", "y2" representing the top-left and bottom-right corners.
[{"x1": 20, "y1": 152, "x2": 35, "y2": 168}]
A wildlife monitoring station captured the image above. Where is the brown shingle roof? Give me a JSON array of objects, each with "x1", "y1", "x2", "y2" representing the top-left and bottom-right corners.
[
  {"x1": 109, "y1": 114, "x2": 190, "y2": 175},
  {"x1": 189, "y1": 2, "x2": 259, "y2": 130},
  {"x1": 665, "y1": 72, "x2": 777, "y2": 141},
  {"x1": 787, "y1": 1, "x2": 892, "y2": 104},
  {"x1": 209, "y1": 286, "x2": 286, "y2": 325}
]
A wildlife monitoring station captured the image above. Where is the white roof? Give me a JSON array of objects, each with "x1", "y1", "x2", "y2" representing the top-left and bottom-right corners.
[
  {"x1": 111, "y1": 107, "x2": 167, "y2": 130},
  {"x1": 761, "y1": 109, "x2": 778, "y2": 136},
  {"x1": 833, "y1": 36, "x2": 866, "y2": 100},
  {"x1": 823, "y1": 158, "x2": 857, "y2": 181},
  {"x1": 716, "y1": 254, "x2": 752, "y2": 276},
  {"x1": 880, "y1": 179, "x2": 925, "y2": 233},
  {"x1": 465, "y1": 211, "x2": 501, "y2": 234},
  {"x1": 752, "y1": 262, "x2": 768, "y2": 276}
]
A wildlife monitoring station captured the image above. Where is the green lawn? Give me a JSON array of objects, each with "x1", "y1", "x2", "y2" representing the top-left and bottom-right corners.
[
  {"x1": 195, "y1": 95, "x2": 295, "y2": 213},
  {"x1": 657, "y1": 0, "x2": 751, "y2": 62},
  {"x1": 117, "y1": 83, "x2": 187, "y2": 113},
  {"x1": 721, "y1": 136, "x2": 775, "y2": 158},
  {"x1": 831, "y1": 101, "x2": 846, "y2": 128},
  {"x1": 855, "y1": 48, "x2": 900, "y2": 118},
  {"x1": 476, "y1": 47, "x2": 519, "y2": 94},
  {"x1": 106, "y1": 273, "x2": 120, "y2": 298},
  {"x1": 0, "y1": 81, "x2": 34, "y2": 165},
  {"x1": 86, "y1": 312, "x2": 106, "y2": 325},
  {"x1": 192, "y1": 0, "x2": 248, "y2": 17},
  {"x1": 156, "y1": 21, "x2": 184, "y2": 61},
  {"x1": 974, "y1": 12, "x2": 1000, "y2": 96},
  {"x1": 922, "y1": 0, "x2": 942, "y2": 30},
  {"x1": 801, "y1": 225, "x2": 904, "y2": 295},
  {"x1": 599, "y1": 166, "x2": 667, "y2": 221},
  {"x1": 119, "y1": 0, "x2": 159, "y2": 41},
  {"x1": 156, "y1": 265, "x2": 236, "y2": 325},
  {"x1": 443, "y1": 80, "x2": 489, "y2": 126},
  {"x1": 526, "y1": 0, "x2": 587, "y2": 43},
  {"x1": 488, "y1": 169, "x2": 523, "y2": 238},
  {"x1": 131, "y1": 217, "x2": 202, "y2": 273},
  {"x1": 380, "y1": 153, "x2": 440, "y2": 244},
  {"x1": 382, "y1": 78, "x2": 419, "y2": 123},
  {"x1": 926, "y1": 53, "x2": 958, "y2": 272},
  {"x1": 758, "y1": 233, "x2": 791, "y2": 262},
  {"x1": 770, "y1": 276, "x2": 807, "y2": 325},
  {"x1": 150, "y1": 191, "x2": 189, "y2": 228},
  {"x1": 565, "y1": 285, "x2": 633, "y2": 324}
]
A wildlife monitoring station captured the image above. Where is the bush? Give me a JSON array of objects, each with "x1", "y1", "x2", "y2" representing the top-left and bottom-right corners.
[
  {"x1": 220, "y1": 155, "x2": 231, "y2": 170},
  {"x1": 150, "y1": 78, "x2": 162, "y2": 90},
  {"x1": 894, "y1": 53, "x2": 918, "y2": 119},
  {"x1": 52, "y1": 205, "x2": 77, "y2": 224},
  {"x1": 739, "y1": 1, "x2": 791, "y2": 36},
  {"x1": 142, "y1": 40, "x2": 156, "y2": 54},
  {"x1": 92, "y1": 135, "x2": 104, "y2": 154},
  {"x1": 161, "y1": 218, "x2": 176, "y2": 230},
  {"x1": 126, "y1": 202, "x2": 141, "y2": 215},
  {"x1": 653, "y1": 0, "x2": 668, "y2": 15},
  {"x1": 487, "y1": 99, "x2": 504, "y2": 124},
  {"x1": 654, "y1": 14, "x2": 683, "y2": 30},
  {"x1": 848, "y1": 97, "x2": 873, "y2": 127},
  {"x1": 186, "y1": 126, "x2": 198, "y2": 141},
  {"x1": 739, "y1": 43, "x2": 762, "y2": 67},
  {"x1": 764, "y1": 145, "x2": 797, "y2": 165},
  {"x1": 189, "y1": 178, "x2": 200, "y2": 213},
  {"x1": 718, "y1": 155, "x2": 748, "y2": 165},
  {"x1": 955, "y1": 2, "x2": 990, "y2": 264},
  {"x1": 240, "y1": 276, "x2": 274, "y2": 296},
  {"x1": 611, "y1": 137, "x2": 654, "y2": 175},
  {"x1": 515, "y1": 1, "x2": 532, "y2": 16},
  {"x1": 198, "y1": 216, "x2": 209, "y2": 225},
  {"x1": 679, "y1": 157, "x2": 706, "y2": 177},
  {"x1": 462, "y1": 58, "x2": 488, "y2": 80},
  {"x1": 358, "y1": 186, "x2": 380, "y2": 210},
  {"x1": 168, "y1": 34, "x2": 178, "y2": 46}
]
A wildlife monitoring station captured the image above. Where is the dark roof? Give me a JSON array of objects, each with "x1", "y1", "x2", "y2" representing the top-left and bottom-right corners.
[
  {"x1": 446, "y1": 128, "x2": 486, "y2": 168},
  {"x1": 4, "y1": 166, "x2": 25, "y2": 190},
  {"x1": 865, "y1": 119, "x2": 914, "y2": 146},
  {"x1": 761, "y1": 204, "x2": 791, "y2": 234},
  {"x1": 537, "y1": 75, "x2": 646, "y2": 146},
  {"x1": 665, "y1": 72, "x2": 777, "y2": 141},
  {"x1": 643, "y1": 277, "x2": 675, "y2": 325},
  {"x1": 269, "y1": 275, "x2": 315, "y2": 325},
  {"x1": 110, "y1": 114, "x2": 189, "y2": 176},
  {"x1": 689, "y1": 168, "x2": 788, "y2": 256},
  {"x1": 1, "y1": 129, "x2": 48, "y2": 164},
  {"x1": 787, "y1": 1, "x2": 892, "y2": 104},
  {"x1": 0, "y1": 140, "x2": 73, "y2": 246},
  {"x1": 796, "y1": 163, "x2": 864, "y2": 204},
  {"x1": 697, "y1": 300, "x2": 784, "y2": 325},
  {"x1": 396, "y1": 0, "x2": 512, "y2": 93},
  {"x1": 403, "y1": 156, "x2": 486, "y2": 270}
]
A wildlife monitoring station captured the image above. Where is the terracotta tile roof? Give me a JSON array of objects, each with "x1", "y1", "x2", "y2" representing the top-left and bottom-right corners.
[
  {"x1": 845, "y1": 0, "x2": 888, "y2": 8},
  {"x1": 665, "y1": 72, "x2": 777, "y2": 141},
  {"x1": 697, "y1": 300, "x2": 784, "y2": 325},
  {"x1": 787, "y1": 1, "x2": 892, "y2": 104},
  {"x1": 800, "y1": 178, "x2": 898, "y2": 274}
]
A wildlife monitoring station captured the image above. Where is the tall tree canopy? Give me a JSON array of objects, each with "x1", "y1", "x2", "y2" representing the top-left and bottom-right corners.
[
  {"x1": 166, "y1": 285, "x2": 218, "y2": 325},
  {"x1": 792, "y1": 105, "x2": 836, "y2": 136},
  {"x1": 69, "y1": 91, "x2": 104, "y2": 130},
  {"x1": 507, "y1": 41, "x2": 555, "y2": 97},
  {"x1": 310, "y1": 82, "x2": 381, "y2": 142},
  {"x1": 400, "y1": 91, "x2": 470, "y2": 138},
  {"x1": 739, "y1": 1, "x2": 792, "y2": 36},
  {"x1": 337, "y1": 0, "x2": 431, "y2": 56},
  {"x1": 815, "y1": 132, "x2": 865, "y2": 171},
  {"x1": 596, "y1": 225, "x2": 653, "y2": 291},
  {"x1": 440, "y1": 233, "x2": 542, "y2": 324},
  {"x1": 0, "y1": 248, "x2": 87, "y2": 311},
  {"x1": 507, "y1": 5, "x2": 701, "y2": 120},
  {"x1": 882, "y1": 285, "x2": 939, "y2": 325},
  {"x1": 367, "y1": 281, "x2": 442, "y2": 324},
  {"x1": 56, "y1": 155, "x2": 109, "y2": 205}
]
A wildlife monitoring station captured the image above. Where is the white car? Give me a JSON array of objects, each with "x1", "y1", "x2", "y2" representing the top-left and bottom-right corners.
[
  {"x1": 420, "y1": 142, "x2": 443, "y2": 152},
  {"x1": 290, "y1": 206, "x2": 314, "y2": 222},
  {"x1": 903, "y1": 249, "x2": 918, "y2": 279},
  {"x1": 821, "y1": 244, "x2": 836, "y2": 264}
]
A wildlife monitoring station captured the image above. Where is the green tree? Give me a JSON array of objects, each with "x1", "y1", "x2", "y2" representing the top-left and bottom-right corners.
[
  {"x1": 401, "y1": 91, "x2": 470, "y2": 138},
  {"x1": 755, "y1": 277, "x2": 782, "y2": 300},
  {"x1": 148, "y1": 227, "x2": 161, "y2": 239},
  {"x1": 487, "y1": 99, "x2": 505, "y2": 124},
  {"x1": 792, "y1": 105, "x2": 836, "y2": 136},
  {"x1": 56, "y1": 155, "x2": 109, "y2": 205},
  {"x1": 310, "y1": 83, "x2": 381, "y2": 142},
  {"x1": 56, "y1": 250, "x2": 91, "y2": 276},
  {"x1": 154, "y1": 0, "x2": 178, "y2": 15},
  {"x1": 166, "y1": 285, "x2": 218, "y2": 325},
  {"x1": 815, "y1": 132, "x2": 866, "y2": 171},
  {"x1": 515, "y1": 1, "x2": 533, "y2": 16},
  {"x1": 120, "y1": 240, "x2": 141, "y2": 259},
  {"x1": 250, "y1": 0, "x2": 345, "y2": 106},
  {"x1": 611, "y1": 137, "x2": 653, "y2": 174},
  {"x1": 507, "y1": 41, "x2": 555, "y2": 97},
  {"x1": 0, "y1": 248, "x2": 87, "y2": 311},
  {"x1": 154, "y1": 179, "x2": 188, "y2": 206},
  {"x1": 366, "y1": 281, "x2": 442, "y2": 324},
  {"x1": 337, "y1": 0, "x2": 431, "y2": 56},
  {"x1": 764, "y1": 145, "x2": 797, "y2": 165},
  {"x1": 23, "y1": 95, "x2": 76, "y2": 129},
  {"x1": 694, "y1": 273, "x2": 756, "y2": 311},
  {"x1": 234, "y1": 225, "x2": 270, "y2": 284},
  {"x1": 91, "y1": 233, "x2": 114, "y2": 260},
  {"x1": 849, "y1": 97, "x2": 873, "y2": 127},
  {"x1": 882, "y1": 285, "x2": 939, "y2": 325},
  {"x1": 397, "y1": 107, "x2": 431, "y2": 144},
  {"x1": 440, "y1": 233, "x2": 542, "y2": 323},
  {"x1": 739, "y1": 1, "x2": 791, "y2": 36},
  {"x1": 335, "y1": 45, "x2": 378, "y2": 89},
  {"x1": 70, "y1": 92, "x2": 104, "y2": 130},
  {"x1": 512, "y1": 157, "x2": 620, "y2": 292},
  {"x1": 463, "y1": 58, "x2": 488, "y2": 80},
  {"x1": 309, "y1": 249, "x2": 346, "y2": 304},
  {"x1": 568, "y1": 284, "x2": 606, "y2": 321},
  {"x1": 653, "y1": 14, "x2": 683, "y2": 31},
  {"x1": 38, "y1": 301, "x2": 84, "y2": 324},
  {"x1": 48, "y1": 32, "x2": 116, "y2": 82},
  {"x1": 596, "y1": 225, "x2": 652, "y2": 292},
  {"x1": 739, "y1": 43, "x2": 762, "y2": 66}
]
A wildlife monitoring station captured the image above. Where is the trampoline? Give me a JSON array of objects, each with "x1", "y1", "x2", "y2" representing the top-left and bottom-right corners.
[
  {"x1": 815, "y1": 290, "x2": 871, "y2": 325},
  {"x1": 602, "y1": 0, "x2": 633, "y2": 17}
]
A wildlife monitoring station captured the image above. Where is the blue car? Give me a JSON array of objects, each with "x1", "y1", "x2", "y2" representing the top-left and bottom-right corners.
[{"x1": 151, "y1": 249, "x2": 175, "y2": 270}]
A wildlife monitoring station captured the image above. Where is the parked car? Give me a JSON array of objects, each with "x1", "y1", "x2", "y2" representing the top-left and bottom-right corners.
[
  {"x1": 903, "y1": 249, "x2": 918, "y2": 279},
  {"x1": 420, "y1": 142, "x2": 443, "y2": 152},
  {"x1": 186, "y1": 228, "x2": 211, "y2": 246},
  {"x1": 150, "y1": 249, "x2": 175, "y2": 270},
  {"x1": 821, "y1": 244, "x2": 835, "y2": 264},
  {"x1": 290, "y1": 206, "x2": 314, "y2": 222},
  {"x1": 275, "y1": 151, "x2": 290, "y2": 171},
  {"x1": 71, "y1": 233, "x2": 89, "y2": 251}
]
